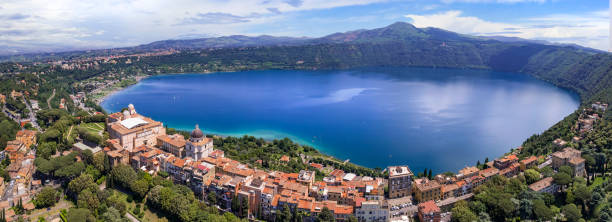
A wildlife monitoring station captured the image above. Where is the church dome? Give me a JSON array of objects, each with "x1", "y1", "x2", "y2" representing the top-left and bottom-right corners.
[{"x1": 191, "y1": 124, "x2": 204, "y2": 139}]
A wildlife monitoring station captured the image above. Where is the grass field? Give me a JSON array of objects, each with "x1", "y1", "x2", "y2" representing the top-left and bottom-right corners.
[{"x1": 79, "y1": 122, "x2": 105, "y2": 135}]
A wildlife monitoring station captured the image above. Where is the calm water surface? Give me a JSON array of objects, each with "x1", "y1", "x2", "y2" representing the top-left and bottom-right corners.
[{"x1": 102, "y1": 67, "x2": 579, "y2": 173}]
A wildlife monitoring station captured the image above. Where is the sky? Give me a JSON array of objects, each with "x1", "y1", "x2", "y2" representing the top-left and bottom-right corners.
[{"x1": 0, "y1": 0, "x2": 609, "y2": 54}]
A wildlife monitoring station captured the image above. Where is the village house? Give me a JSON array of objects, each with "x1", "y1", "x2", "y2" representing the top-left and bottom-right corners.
[
  {"x1": 552, "y1": 147, "x2": 586, "y2": 177},
  {"x1": 156, "y1": 134, "x2": 186, "y2": 158},
  {"x1": 478, "y1": 167, "x2": 499, "y2": 182},
  {"x1": 387, "y1": 166, "x2": 412, "y2": 199},
  {"x1": 418, "y1": 200, "x2": 442, "y2": 222},
  {"x1": 529, "y1": 177, "x2": 559, "y2": 194},
  {"x1": 456, "y1": 166, "x2": 479, "y2": 180},
  {"x1": 494, "y1": 155, "x2": 518, "y2": 170},
  {"x1": 413, "y1": 178, "x2": 441, "y2": 203},
  {"x1": 520, "y1": 156, "x2": 538, "y2": 170},
  {"x1": 355, "y1": 199, "x2": 388, "y2": 222}
]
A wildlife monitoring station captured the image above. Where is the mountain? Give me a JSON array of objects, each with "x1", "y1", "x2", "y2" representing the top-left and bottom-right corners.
[
  {"x1": 481, "y1": 35, "x2": 604, "y2": 54},
  {"x1": 132, "y1": 35, "x2": 311, "y2": 51}
]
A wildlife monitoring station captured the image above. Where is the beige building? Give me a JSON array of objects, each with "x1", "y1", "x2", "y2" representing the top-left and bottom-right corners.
[
  {"x1": 387, "y1": 166, "x2": 412, "y2": 199},
  {"x1": 156, "y1": 134, "x2": 186, "y2": 158},
  {"x1": 413, "y1": 178, "x2": 441, "y2": 203},
  {"x1": 552, "y1": 147, "x2": 586, "y2": 177},
  {"x1": 106, "y1": 104, "x2": 166, "y2": 152}
]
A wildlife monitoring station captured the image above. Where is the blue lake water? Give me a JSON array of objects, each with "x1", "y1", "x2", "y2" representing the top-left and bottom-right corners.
[{"x1": 101, "y1": 67, "x2": 579, "y2": 173}]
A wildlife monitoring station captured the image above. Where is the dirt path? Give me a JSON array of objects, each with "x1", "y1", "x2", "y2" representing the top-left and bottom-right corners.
[
  {"x1": 66, "y1": 125, "x2": 73, "y2": 140},
  {"x1": 47, "y1": 89, "x2": 56, "y2": 109}
]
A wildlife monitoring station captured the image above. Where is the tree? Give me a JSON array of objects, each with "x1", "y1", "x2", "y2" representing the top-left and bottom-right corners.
[
  {"x1": 539, "y1": 166, "x2": 554, "y2": 177},
  {"x1": 560, "y1": 166, "x2": 574, "y2": 177},
  {"x1": 130, "y1": 179, "x2": 150, "y2": 201},
  {"x1": 317, "y1": 207, "x2": 335, "y2": 222},
  {"x1": 207, "y1": 192, "x2": 217, "y2": 205},
  {"x1": 101, "y1": 207, "x2": 125, "y2": 222},
  {"x1": 532, "y1": 199, "x2": 553, "y2": 221},
  {"x1": 524, "y1": 169, "x2": 541, "y2": 184},
  {"x1": 66, "y1": 208, "x2": 95, "y2": 222},
  {"x1": 77, "y1": 189, "x2": 100, "y2": 212},
  {"x1": 562, "y1": 204, "x2": 582, "y2": 222},
  {"x1": 92, "y1": 152, "x2": 108, "y2": 173},
  {"x1": 573, "y1": 183, "x2": 591, "y2": 211},
  {"x1": 108, "y1": 164, "x2": 137, "y2": 189},
  {"x1": 451, "y1": 200, "x2": 477, "y2": 222},
  {"x1": 33, "y1": 187, "x2": 58, "y2": 208},
  {"x1": 554, "y1": 172, "x2": 572, "y2": 186},
  {"x1": 68, "y1": 174, "x2": 96, "y2": 196}
]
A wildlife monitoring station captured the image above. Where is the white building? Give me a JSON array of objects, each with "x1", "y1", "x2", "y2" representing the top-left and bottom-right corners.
[
  {"x1": 355, "y1": 200, "x2": 389, "y2": 222},
  {"x1": 185, "y1": 124, "x2": 214, "y2": 160}
]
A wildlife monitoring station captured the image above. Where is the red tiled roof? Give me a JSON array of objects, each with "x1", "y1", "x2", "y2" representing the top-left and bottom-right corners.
[{"x1": 418, "y1": 200, "x2": 440, "y2": 214}]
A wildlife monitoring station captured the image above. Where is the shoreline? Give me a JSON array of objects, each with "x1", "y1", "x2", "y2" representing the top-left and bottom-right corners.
[{"x1": 94, "y1": 75, "x2": 149, "y2": 106}]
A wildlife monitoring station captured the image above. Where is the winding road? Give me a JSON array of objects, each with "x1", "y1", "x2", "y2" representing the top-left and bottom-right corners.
[{"x1": 47, "y1": 89, "x2": 55, "y2": 109}]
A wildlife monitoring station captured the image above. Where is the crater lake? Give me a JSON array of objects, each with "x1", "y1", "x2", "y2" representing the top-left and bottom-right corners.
[{"x1": 101, "y1": 67, "x2": 579, "y2": 173}]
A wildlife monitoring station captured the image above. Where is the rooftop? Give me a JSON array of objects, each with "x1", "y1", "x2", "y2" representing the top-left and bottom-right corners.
[
  {"x1": 529, "y1": 177, "x2": 555, "y2": 192},
  {"x1": 389, "y1": 166, "x2": 412, "y2": 177}
]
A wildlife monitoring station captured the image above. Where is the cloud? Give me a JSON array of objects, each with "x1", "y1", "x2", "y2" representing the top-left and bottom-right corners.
[
  {"x1": 181, "y1": 12, "x2": 252, "y2": 25},
  {"x1": 405, "y1": 10, "x2": 609, "y2": 50},
  {"x1": 0, "y1": 13, "x2": 30, "y2": 20},
  {"x1": 0, "y1": 0, "x2": 389, "y2": 53}
]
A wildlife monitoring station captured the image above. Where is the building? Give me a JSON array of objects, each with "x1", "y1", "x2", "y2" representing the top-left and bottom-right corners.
[
  {"x1": 106, "y1": 104, "x2": 166, "y2": 152},
  {"x1": 552, "y1": 138, "x2": 568, "y2": 148},
  {"x1": 73, "y1": 142, "x2": 102, "y2": 154},
  {"x1": 418, "y1": 200, "x2": 441, "y2": 222},
  {"x1": 528, "y1": 177, "x2": 559, "y2": 194},
  {"x1": 493, "y1": 155, "x2": 518, "y2": 170},
  {"x1": 520, "y1": 156, "x2": 538, "y2": 170},
  {"x1": 478, "y1": 167, "x2": 499, "y2": 182},
  {"x1": 456, "y1": 166, "x2": 479, "y2": 180},
  {"x1": 15, "y1": 130, "x2": 36, "y2": 149},
  {"x1": 592, "y1": 102, "x2": 608, "y2": 112},
  {"x1": 387, "y1": 166, "x2": 412, "y2": 199},
  {"x1": 185, "y1": 125, "x2": 214, "y2": 160},
  {"x1": 552, "y1": 147, "x2": 586, "y2": 177},
  {"x1": 156, "y1": 134, "x2": 186, "y2": 158},
  {"x1": 355, "y1": 200, "x2": 388, "y2": 222},
  {"x1": 413, "y1": 178, "x2": 441, "y2": 203}
]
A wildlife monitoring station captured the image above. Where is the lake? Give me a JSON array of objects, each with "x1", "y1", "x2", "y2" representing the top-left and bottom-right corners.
[{"x1": 101, "y1": 67, "x2": 579, "y2": 173}]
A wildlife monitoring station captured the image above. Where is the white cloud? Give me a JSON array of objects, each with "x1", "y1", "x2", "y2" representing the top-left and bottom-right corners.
[
  {"x1": 0, "y1": 0, "x2": 389, "y2": 53},
  {"x1": 405, "y1": 10, "x2": 609, "y2": 50}
]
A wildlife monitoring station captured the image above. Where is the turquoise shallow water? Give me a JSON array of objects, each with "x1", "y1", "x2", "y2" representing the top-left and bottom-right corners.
[{"x1": 101, "y1": 67, "x2": 579, "y2": 173}]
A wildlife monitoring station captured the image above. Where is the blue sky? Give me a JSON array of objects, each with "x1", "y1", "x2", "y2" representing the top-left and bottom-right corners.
[{"x1": 0, "y1": 0, "x2": 609, "y2": 54}]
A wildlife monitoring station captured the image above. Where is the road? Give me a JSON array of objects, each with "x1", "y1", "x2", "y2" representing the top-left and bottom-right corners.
[
  {"x1": 21, "y1": 96, "x2": 41, "y2": 131},
  {"x1": 47, "y1": 89, "x2": 55, "y2": 109},
  {"x1": 125, "y1": 212, "x2": 140, "y2": 222}
]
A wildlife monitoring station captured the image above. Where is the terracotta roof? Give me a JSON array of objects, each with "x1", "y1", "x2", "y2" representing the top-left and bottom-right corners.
[
  {"x1": 334, "y1": 205, "x2": 353, "y2": 215},
  {"x1": 418, "y1": 200, "x2": 440, "y2": 214},
  {"x1": 157, "y1": 134, "x2": 186, "y2": 148},
  {"x1": 520, "y1": 156, "x2": 538, "y2": 165},
  {"x1": 529, "y1": 177, "x2": 555, "y2": 192},
  {"x1": 280, "y1": 155, "x2": 290, "y2": 162},
  {"x1": 479, "y1": 167, "x2": 499, "y2": 178}
]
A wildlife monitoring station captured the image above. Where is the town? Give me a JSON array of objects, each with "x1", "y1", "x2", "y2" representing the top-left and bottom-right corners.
[{"x1": 0, "y1": 93, "x2": 606, "y2": 222}]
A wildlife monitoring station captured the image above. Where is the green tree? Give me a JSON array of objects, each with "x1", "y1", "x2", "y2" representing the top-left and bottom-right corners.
[
  {"x1": 100, "y1": 207, "x2": 125, "y2": 222},
  {"x1": 33, "y1": 186, "x2": 58, "y2": 208},
  {"x1": 554, "y1": 172, "x2": 572, "y2": 186},
  {"x1": 108, "y1": 164, "x2": 137, "y2": 189},
  {"x1": 66, "y1": 208, "x2": 95, "y2": 222},
  {"x1": 451, "y1": 200, "x2": 478, "y2": 222},
  {"x1": 77, "y1": 189, "x2": 100, "y2": 212},
  {"x1": 130, "y1": 179, "x2": 150, "y2": 201},
  {"x1": 207, "y1": 192, "x2": 217, "y2": 205},
  {"x1": 68, "y1": 174, "x2": 96, "y2": 197},
  {"x1": 524, "y1": 169, "x2": 541, "y2": 184},
  {"x1": 562, "y1": 204, "x2": 582, "y2": 222},
  {"x1": 532, "y1": 199, "x2": 553, "y2": 221},
  {"x1": 317, "y1": 207, "x2": 335, "y2": 222},
  {"x1": 560, "y1": 166, "x2": 574, "y2": 177}
]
